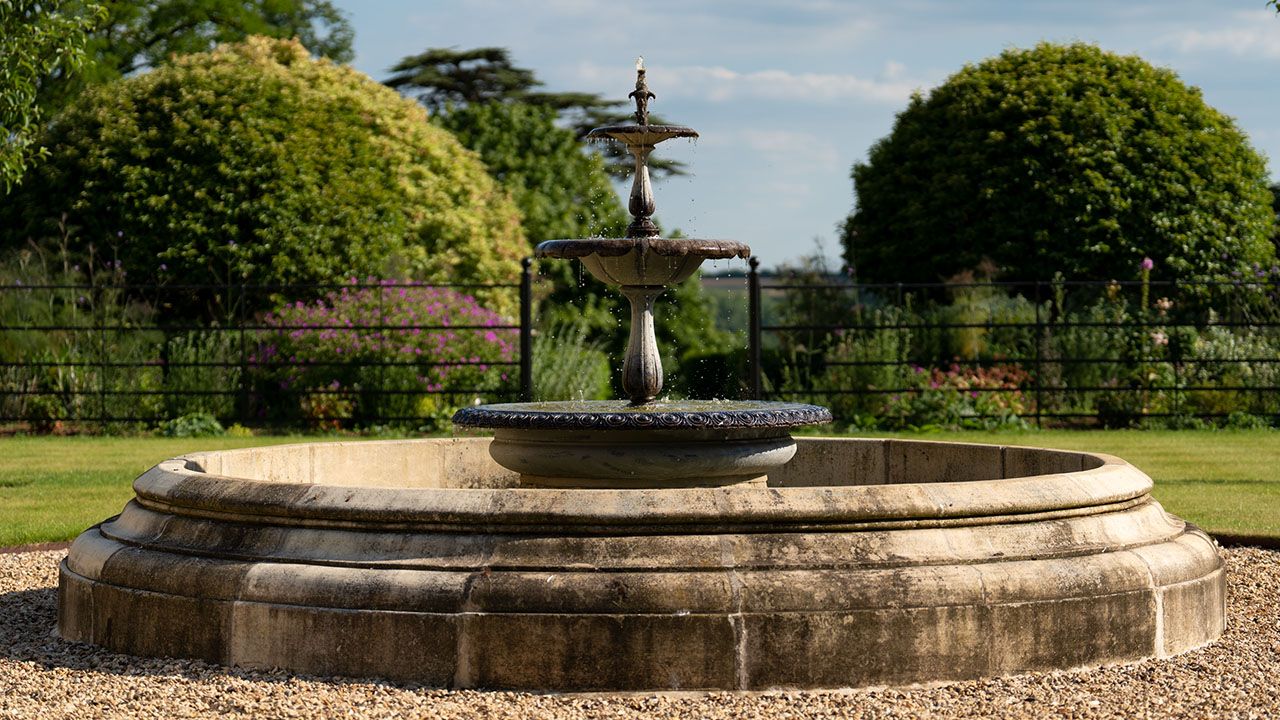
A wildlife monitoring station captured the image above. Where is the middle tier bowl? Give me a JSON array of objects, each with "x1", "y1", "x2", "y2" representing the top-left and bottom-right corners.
[
  {"x1": 452, "y1": 400, "x2": 832, "y2": 489},
  {"x1": 535, "y1": 237, "x2": 750, "y2": 285}
]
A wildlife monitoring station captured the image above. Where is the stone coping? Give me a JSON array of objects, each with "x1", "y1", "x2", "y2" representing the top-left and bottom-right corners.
[{"x1": 144, "y1": 438, "x2": 1142, "y2": 532}]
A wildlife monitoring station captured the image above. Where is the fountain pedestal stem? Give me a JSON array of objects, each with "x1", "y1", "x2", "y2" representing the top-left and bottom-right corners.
[
  {"x1": 621, "y1": 285, "x2": 665, "y2": 403},
  {"x1": 627, "y1": 144, "x2": 658, "y2": 237}
]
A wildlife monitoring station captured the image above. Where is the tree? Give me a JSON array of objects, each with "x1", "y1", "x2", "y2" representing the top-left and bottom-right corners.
[
  {"x1": 841, "y1": 42, "x2": 1276, "y2": 284},
  {"x1": 34, "y1": 0, "x2": 354, "y2": 117},
  {"x1": 2, "y1": 36, "x2": 525, "y2": 319},
  {"x1": 1271, "y1": 183, "x2": 1280, "y2": 253},
  {"x1": 0, "y1": 0, "x2": 100, "y2": 191},
  {"x1": 386, "y1": 46, "x2": 686, "y2": 180},
  {"x1": 435, "y1": 102, "x2": 628, "y2": 245}
]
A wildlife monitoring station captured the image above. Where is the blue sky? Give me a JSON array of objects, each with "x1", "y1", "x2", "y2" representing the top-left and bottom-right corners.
[{"x1": 332, "y1": 0, "x2": 1280, "y2": 270}]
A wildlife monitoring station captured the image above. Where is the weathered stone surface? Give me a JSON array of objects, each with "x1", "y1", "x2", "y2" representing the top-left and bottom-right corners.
[{"x1": 57, "y1": 437, "x2": 1226, "y2": 691}]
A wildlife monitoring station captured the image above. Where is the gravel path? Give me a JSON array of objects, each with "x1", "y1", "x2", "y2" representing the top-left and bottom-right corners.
[{"x1": 2, "y1": 547, "x2": 1277, "y2": 720}]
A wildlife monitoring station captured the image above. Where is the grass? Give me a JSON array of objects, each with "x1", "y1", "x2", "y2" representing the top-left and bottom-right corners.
[
  {"x1": 1, "y1": 429, "x2": 1278, "y2": 546},
  {"x1": 0, "y1": 435, "x2": 351, "y2": 546},
  {"x1": 851, "y1": 428, "x2": 1280, "y2": 539}
]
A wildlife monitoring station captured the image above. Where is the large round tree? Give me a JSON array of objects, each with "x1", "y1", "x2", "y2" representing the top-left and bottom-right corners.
[
  {"x1": 2, "y1": 36, "x2": 525, "y2": 317},
  {"x1": 842, "y1": 42, "x2": 1275, "y2": 283}
]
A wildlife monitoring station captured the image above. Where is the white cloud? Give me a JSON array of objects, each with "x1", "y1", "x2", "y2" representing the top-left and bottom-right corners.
[
  {"x1": 573, "y1": 60, "x2": 924, "y2": 105},
  {"x1": 1156, "y1": 10, "x2": 1280, "y2": 59},
  {"x1": 669, "y1": 65, "x2": 919, "y2": 104}
]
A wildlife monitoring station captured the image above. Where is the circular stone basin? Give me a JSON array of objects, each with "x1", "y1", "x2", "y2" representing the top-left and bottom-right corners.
[
  {"x1": 57, "y1": 437, "x2": 1225, "y2": 691},
  {"x1": 452, "y1": 400, "x2": 831, "y2": 488}
]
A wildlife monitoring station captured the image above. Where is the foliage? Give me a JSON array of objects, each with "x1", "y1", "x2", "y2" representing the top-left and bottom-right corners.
[
  {"x1": 761, "y1": 255, "x2": 1280, "y2": 428},
  {"x1": 1182, "y1": 313, "x2": 1280, "y2": 419},
  {"x1": 386, "y1": 46, "x2": 687, "y2": 180},
  {"x1": 2, "y1": 36, "x2": 525, "y2": 320},
  {"x1": 531, "y1": 320, "x2": 611, "y2": 402},
  {"x1": 0, "y1": 239, "x2": 163, "y2": 432},
  {"x1": 0, "y1": 0, "x2": 100, "y2": 191},
  {"x1": 789, "y1": 306, "x2": 914, "y2": 423},
  {"x1": 842, "y1": 42, "x2": 1276, "y2": 285},
  {"x1": 436, "y1": 102, "x2": 628, "y2": 246},
  {"x1": 881, "y1": 363, "x2": 1034, "y2": 430},
  {"x1": 160, "y1": 330, "x2": 240, "y2": 420},
  {"x1": 253, "y1": 280, "x2": 516, "y2": 429},
  {"x1": 33, "y1": 0, "x2": 353, "y2": 117},
  {"x1": 157, "y1": 412, "x2": 224, "y2": 437},
  {"x1": 1271, "y1": 183, "x2": 1280, "y2": 249}
]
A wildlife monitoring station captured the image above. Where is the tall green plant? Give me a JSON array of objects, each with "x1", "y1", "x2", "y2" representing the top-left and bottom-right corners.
[{"x1": 531, "y1": 321, "x2": 611, "y2": 402}]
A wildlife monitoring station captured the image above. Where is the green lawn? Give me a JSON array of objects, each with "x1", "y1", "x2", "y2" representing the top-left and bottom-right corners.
[
  {"x1": 1, "y1": 430, "x2": 1278, "y2": 546},
  {"x1": 851, "y1": 429, "x2": 1280, "y2": 539},
  {"x1": 0, "y1": 435, "x2": 348, "y2": 546}
]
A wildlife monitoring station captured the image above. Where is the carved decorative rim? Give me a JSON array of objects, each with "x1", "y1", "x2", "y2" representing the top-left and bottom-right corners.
[
  {"x1": 535, "y1": 237, "x2": 750, "y2": 259},
  {"x1": 586, "y1": 124, "x2": 698, "y2": 140},
  {"x1": 452, "y1": 401, "x2": 832, "y2": 430}
]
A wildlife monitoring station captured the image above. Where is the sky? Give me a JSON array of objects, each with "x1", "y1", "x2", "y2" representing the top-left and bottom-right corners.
[{"x1": 331, "y1": 0, "x2": 1280, "y2": 271}]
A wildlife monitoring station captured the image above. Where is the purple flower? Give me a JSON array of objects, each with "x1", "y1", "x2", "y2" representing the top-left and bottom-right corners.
[
  {"x1": 1140, "y1": 257, "x2": 1153, "y2": 271},
  {"x1": 159, "y1": 264, "x2": 167, "y2": 271}
]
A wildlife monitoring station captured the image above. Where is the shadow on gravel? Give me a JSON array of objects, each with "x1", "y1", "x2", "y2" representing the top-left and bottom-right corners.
[{"x1": 0, "y1": 582, "x2": 440, "y2": 693}]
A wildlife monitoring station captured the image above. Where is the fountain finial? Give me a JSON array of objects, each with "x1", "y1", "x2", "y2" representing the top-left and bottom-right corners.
[{"x1": 628, "y1": 57, "x2": 655, "y2": 126}]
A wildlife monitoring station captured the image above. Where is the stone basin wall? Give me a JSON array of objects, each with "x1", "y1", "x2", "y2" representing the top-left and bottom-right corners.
[
  {"x1": 58, "y1": 437, "x2": 1225, "y2": 691},
  {"x1": 179, "y1": 436, "x2": 1101, "y2": 489}
]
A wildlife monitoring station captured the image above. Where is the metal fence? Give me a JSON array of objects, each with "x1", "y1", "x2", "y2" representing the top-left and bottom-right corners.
[
  {"x1": 0, "y1": 260, "x2": 535, "y2": 431},
  {"x1": 746, "y1": 258, "x2": 1280, "y2": 427},
  {"x1": 6, "y1": 254, "x2": 1280, "y2": 431}
]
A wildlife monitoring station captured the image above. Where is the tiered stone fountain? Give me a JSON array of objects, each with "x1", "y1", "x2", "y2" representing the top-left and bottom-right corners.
[
  {"x1": 57, "y1": 59, "x2": 1224, "y2": 692},
  {"x1": 453, "y1": 56, "x2": 830, "y2": 489}
]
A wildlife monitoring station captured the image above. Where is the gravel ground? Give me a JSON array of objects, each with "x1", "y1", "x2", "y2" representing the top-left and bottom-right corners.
[{"x1": 2, "y1": 547, "x2": 1277, "y2": 720}]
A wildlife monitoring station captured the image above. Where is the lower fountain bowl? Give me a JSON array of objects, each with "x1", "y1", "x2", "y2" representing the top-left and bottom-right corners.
[
  {"x1": 452, "y1": 400, "x2": 831, "y2": 488},
  {"x1": 57, "y1": 437, "x2": 1225, "y2": 691}
]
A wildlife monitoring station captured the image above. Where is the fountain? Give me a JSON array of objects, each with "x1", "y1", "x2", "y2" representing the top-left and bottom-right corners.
[
  {"x1": 57, "y1": 59, "x2": 1224, "y2": 692},
  {"x1": 452, "y1": 55, "x2": 830, "y2": 489}
]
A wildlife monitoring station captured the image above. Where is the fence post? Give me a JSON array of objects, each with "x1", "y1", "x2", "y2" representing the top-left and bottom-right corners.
[
  {"x1": 520, "y1": 257, "x2": 533, "y2": 402},
  {"x1": 97, "y1": 282, "x2": 106, "y2": 433},
  {"x1": 238, "y1": 283, "x2": 249, "y2": 427},
  {"x1": 1034, "y1": 280, "x2": 1043, "y2": 429},
  {"x1": 748, "y1": 256, "x2": 762, "y2": 400}
]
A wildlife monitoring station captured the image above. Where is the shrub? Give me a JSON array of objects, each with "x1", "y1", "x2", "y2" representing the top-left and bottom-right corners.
[
  {"x1": 158, "y1": 412, "x2": 225, "y2": 437},
  {"x1": 254, "y1": 280, "x2": 516, "y2": 428},
  {"x1": 881, "y1": 363, "x2": 1034, "y2": 430},
  {"x1": 1183, "y1": 313, "x2": 1280, "y2": 418},
  {"x1": 2, "y1": 36, "x2": 525, "y2": 320},
  {"x1": 842, "y1": 42, "x2": 1275, "y2": 284}
]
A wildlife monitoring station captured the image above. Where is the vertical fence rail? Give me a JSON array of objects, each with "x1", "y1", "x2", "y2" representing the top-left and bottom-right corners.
[
  {"x1": 238, "y1": 282, "x2": 250, "y2": 426},
  {"x1": 1034, "y1": 280, "x2": 1043, "y2": 429},
  {"x1": 748, "y1": 257, "x2": 762, "y2": 401},
  {"x1": 520, "y1": 257, "x2": 534, "y2": 402}
]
